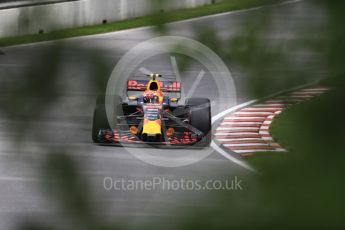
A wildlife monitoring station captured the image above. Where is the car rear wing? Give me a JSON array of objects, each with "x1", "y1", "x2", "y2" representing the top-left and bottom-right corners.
[{"x1": 127, "y1": 80, "x2": 181, "y2": 92}]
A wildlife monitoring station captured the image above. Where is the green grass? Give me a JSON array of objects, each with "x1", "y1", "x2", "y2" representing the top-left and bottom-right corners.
[
  {"x1": 0, "y1": 0, "x2": 280, "y2": 47},
  {"x1": 245, "y1": 151, "x2": 289, "y2": 172},
  {"x1": 246, "y1": 75, "x2": 345, "y2": 169}
]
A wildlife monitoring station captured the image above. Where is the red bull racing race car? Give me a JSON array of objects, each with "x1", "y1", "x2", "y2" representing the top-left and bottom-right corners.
[{"x1": 92, "y1": 74, "x2": 211, "y2": 147}]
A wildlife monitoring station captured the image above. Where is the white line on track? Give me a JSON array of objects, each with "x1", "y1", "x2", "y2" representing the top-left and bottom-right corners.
[
  {"x1": 224, "y1": 143, "x2": 268, "y2": 147},
  {"x1": 234, "y1": 112, "x2": 273, "y2": 115},
  {"x1": 242, "y1": 108, "x2": 279, "y2": 111},
  {"x1": 224, "y1": 116, "x2": 264, "y2": 120},
  {"x1": 221, "y1": 122, "x2": 262, "y2": 125},
  {"x1": 234, "y1": 149, "x2": 283, "y2": 154},
  {"x1": 214, "y1": 132, "x2": 259, "y2": 136},
  {"x1": 254, "y1": 103, "x2": 287, "y2": 106},
  {"x1": 216, "y1": 138, "x2": 263, "y2": 142},
  {"x1": 216, "y1": 127, "x2": 259, "y2": 131}
]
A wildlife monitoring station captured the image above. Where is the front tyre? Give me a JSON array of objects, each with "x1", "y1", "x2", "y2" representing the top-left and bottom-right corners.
[
  {"x1": 92, "y1": 104, "x2": 110, "y2": 143},
  {"x1": 186, "y1": 98, "x2": 211, "y2": 147},
  {"x1": 92, "y1": 95, "x2": 123, "y2": 143}
]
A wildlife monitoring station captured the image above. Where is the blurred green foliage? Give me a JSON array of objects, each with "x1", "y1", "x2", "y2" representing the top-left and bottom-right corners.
[
  {"x1": 0, "y1": 0, "x2": 279, "y2": 47},
  {"x1": 157, "y1": 0, "x2": 345, "y2": 228}
]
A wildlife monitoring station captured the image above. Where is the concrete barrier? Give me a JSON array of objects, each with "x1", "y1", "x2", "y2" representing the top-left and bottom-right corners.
[{"x1": 0, "y1": 0, "x2": 220, "y2": 38}]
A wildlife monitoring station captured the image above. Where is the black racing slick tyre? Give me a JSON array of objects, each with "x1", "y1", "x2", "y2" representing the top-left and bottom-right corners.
[
  {"x1": 92, "y1": 104, "x2": 110, "y2": 143},
  {"x1": 92, "y1": 95, "x2": 122, "y2": 143},
  {"x1": 186, "y1": 98, "x2": 211, "y2": 147}
]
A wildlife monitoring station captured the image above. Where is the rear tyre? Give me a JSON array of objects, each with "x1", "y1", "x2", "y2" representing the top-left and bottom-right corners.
[{"x1": 186, "y1": 98, "x2": 211, "y2": 147}]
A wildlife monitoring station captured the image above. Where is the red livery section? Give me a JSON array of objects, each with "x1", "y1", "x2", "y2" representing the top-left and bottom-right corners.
[
  {"x1": 100, "y1": 129, "x2": 198, "y2": 145},
  {"x1": 127, "y1": 80, "x2": 146, "y2": 90},
  {"x1": 128, "y1": 80, "x2": 181, "y2": 92}
]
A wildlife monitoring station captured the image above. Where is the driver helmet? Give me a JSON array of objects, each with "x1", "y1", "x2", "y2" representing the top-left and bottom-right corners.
[{"x1": 143, "y1": 91, "x2": 159, "y2": 104}]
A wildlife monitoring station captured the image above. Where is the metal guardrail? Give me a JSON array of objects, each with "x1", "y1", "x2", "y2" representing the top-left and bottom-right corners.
[{"x1": 0, "y1": 0, "x2": 78, "y2": 10}]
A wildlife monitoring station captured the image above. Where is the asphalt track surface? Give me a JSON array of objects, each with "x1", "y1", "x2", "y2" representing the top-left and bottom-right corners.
[{"x1": 0, "y1": 0, "x2": 328, "y2": 229}]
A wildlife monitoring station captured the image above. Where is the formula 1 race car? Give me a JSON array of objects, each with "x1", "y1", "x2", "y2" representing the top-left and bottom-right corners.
[{"x1": 92, "y1": 74, "x2": 211, "y2": 147}]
